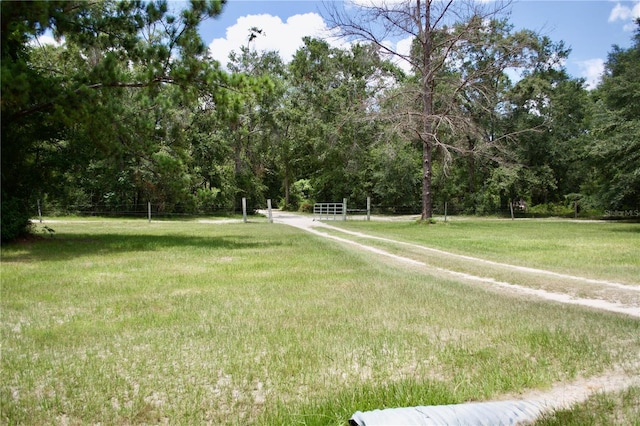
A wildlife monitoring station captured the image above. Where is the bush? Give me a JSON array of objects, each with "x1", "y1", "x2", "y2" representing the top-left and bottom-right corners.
[
  {"x1": 195, "y1": 187, "x2": 222, "y2": 212},
  {"x1": 1, "y1": 195, "x2": 32, "y2": 243},
  {"x1": 282, "y1": 179, "x2": 313, "y2": 211},
  {"x1": 528, "y1": 203, "x2": 574, "y2": 218},
  {"x1": 299, "y1": 200, "x2": 314, "y2": 213}
]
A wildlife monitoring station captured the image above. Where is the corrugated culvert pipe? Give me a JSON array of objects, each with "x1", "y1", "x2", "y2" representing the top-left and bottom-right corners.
[{"x1": 350, "y1": 400, "x2": 549, "y2": 426}]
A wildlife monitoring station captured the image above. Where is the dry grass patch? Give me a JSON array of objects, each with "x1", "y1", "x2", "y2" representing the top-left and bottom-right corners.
[{"x1": 2, "y1": 218, "x2": 639, "y2": 425}]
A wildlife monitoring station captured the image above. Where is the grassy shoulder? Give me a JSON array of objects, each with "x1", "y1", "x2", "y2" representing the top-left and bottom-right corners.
[
  {"x1": 534, "y1": 386, "x2": 640, "y2": 426},
  {"x1": 332, "y1": 218, "x2": 640, "y2": 285},
  {"x1": 2, "y1": 219, "x2": 639, "y2": 424}
]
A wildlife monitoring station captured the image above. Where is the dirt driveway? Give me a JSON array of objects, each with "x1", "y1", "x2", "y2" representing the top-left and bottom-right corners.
[
  {"x1": 265, "y1": 210, "x2": 640, "y2": 421},
  {"x1": 266, "y1": 211, "x2": 640, "y2": 319}
]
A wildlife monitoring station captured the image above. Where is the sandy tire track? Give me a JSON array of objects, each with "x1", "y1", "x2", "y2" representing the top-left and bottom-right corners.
[{"x1": 266, "y1": 211, "x2": 640, "y2": 319}]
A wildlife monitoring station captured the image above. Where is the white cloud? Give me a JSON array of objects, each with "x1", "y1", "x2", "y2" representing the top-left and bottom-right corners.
[
  {"x1": 609, "y1": 3, "x2": 630, "y2": 21},
  {"x1": 576, "y1": 58, "x2": 605, "y2": 90},
  {"x1": 608, "y1": 1, "x2": 640, "y2": 30},
  {"x1": 29, "y1": 33, "x2": 64, "y2": 48},
  {"x1": 347, "y1": 0, "x2": 408, "y2": 7},
  {"x1": 377, "y1": 35, "x2": 413, "y2": 73},
  {"x1": 208, "y1": 12, "x2": 345, "y2": 67},
  {"x1": 395, "y1": 35, "x2": 413, "y2": 58}
]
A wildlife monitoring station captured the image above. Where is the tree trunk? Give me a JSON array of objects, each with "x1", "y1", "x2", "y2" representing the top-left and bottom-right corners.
[
  {"x1": 422, "y1": 138, "x2": 433, "y2": 220},
  {"x1": 420, "y1": 0, "x2": 433, "y2": 221},
  {"x1": 283, "y1": 173, "x2": 290, "y2": 209},
  {"x1": 467, "y1": 136, "x2": 476, "y2": 194}
]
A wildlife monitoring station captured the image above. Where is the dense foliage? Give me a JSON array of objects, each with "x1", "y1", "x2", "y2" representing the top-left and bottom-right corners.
[
  {"x1": 1, "y1": 0, "x2": 228, "y2": 241},
  {"x1": 2, "y1": 1, "x2": 638, "y2": 241}
]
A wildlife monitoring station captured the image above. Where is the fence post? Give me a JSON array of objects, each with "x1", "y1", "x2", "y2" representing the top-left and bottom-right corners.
[
  {"x1": 267, "y1": 199, "x2": 273, "y2": 223},
  {"x1": 367, "y1": 196, "x2": 371, "y2": 221},
  {"x1": 509, "y1": 199, "x2": 514, "y2": 220},
  {"x1": 148, "y1": 201, "x2": 151, "y2": 223},
  {"x1": 342, "y1": 198, "x2": 347, "y2": 221},
  {"x1": 242, "y1": 197, "x2": 247, "y2": 223},
  {"x1": 444, "y1": 201, "x2": 448, "y2": 223}
]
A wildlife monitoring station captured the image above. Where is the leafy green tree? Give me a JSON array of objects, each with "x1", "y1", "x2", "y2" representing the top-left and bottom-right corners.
[
  {"x1": 285, "y1": 38, "x2": 401, "y2": 208},
  {"x1": 189, "y1": 97, "x2": 237, "y2": 211},
  {"x1": 326, "y1": 1, "x2": 569, "y2": 219},
  {"x1": 226, "y1": 45, "x2": 284, "y2": 210},
  {"x1": 586, "y1": 20, "x2": 640, "y2": 211},
  {"x1": 1, "y1": 0, "x2": 226, "y2": 241},
  {"x1": 429, "y1": 20, "x2": 570, "y2": 214},
  {"x1": 368, "y1": 137, "x2": 422, "y2": 209},
  {"x1": 482, "y1": 57, "x2": 592, "y2": 217}
]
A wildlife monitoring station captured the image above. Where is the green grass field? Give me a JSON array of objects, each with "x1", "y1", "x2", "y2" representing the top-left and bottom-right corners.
[
  {"x1": 334, "y1": 218, "x2": 640, "y2": 284},
  {"x1": 2, "y1": 218, "x2": 639, "y2": 425}
]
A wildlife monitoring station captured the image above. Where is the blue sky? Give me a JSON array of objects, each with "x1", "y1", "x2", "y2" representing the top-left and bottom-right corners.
[{"x1": 200, "y1": 0, "x2": 640, "y2": 89}]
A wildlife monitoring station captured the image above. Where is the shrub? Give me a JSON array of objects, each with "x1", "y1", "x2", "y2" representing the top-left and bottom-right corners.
[
  {"x1": 195, "y1": 187, "x2": 222, "y2": 212},
  {"x1": 528, "y1": 203, "x2": 574, "y2": 218},
  {"x1": 1, "y1": 195, "x2": 32, "y2": 243},
  {"x1": 299, "y1": 200, "x2": 314, "y2": 213}
]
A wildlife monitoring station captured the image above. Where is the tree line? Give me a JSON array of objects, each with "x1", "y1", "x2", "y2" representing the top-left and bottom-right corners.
[{"x1": 2, "y1": 0, "x2": 639, "y2": 242}]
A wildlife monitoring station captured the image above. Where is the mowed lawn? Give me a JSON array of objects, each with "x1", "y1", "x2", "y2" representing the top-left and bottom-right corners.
[{"x1": 2, "y1": 218, "x2": 639, "y2": 425}]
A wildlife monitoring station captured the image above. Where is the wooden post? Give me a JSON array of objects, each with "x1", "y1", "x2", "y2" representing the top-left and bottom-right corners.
[
  {"x1": 267, "y1": 199, "x2": 273, "y2": 223},
  {"x1": 242, "y1": 197, "x2": 247, "y2": 223},
  {"x1": 367, "y1": 196, "x2": 371, "y2": 221},
  {"x1": 37, "y1": 199, "x2": 43, "y2": 223},
  {"x1": 148, "y1": 201, "x2": 151, "y2": 223},
  {"x1": 509, "y1": 199, "x2": 515, "y2": 220},
  {"x1": 444, "y1": 201, "x2": 448, "y2": 223},
  {"x1": 342, "y1": 198, "x2": 347, "y2": 221}
]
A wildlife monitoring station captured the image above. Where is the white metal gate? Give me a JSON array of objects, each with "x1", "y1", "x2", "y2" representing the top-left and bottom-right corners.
[{"x1": 313, "y1": 202, "x2": 346, "y2": 221}]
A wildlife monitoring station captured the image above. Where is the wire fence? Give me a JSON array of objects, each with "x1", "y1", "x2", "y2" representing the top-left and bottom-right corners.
[
  {"x1": 366, "y1": 204, "x2": 521, "y2": 218},
  {"x1": 36, "y1": 202, "x2": 239, "y2": 220},
  {"x1": 34, "y1": 200, "x2": 636, "y2": 221}
]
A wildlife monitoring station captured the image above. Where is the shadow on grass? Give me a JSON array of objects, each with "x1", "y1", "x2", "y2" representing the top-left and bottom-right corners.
[
  {"x1": 608, "y1": 224, "x2": 640, "y2": 233},
  {"x1": 1, "y1": 233, "x2": 279, "y2": 262}
]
